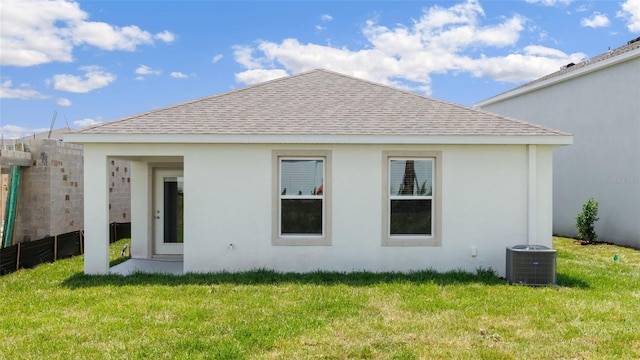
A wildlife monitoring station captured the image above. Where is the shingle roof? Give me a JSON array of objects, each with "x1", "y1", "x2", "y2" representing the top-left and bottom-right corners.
[{"x1": 77, "y1": 69, "x2": 567, "y2": 137}]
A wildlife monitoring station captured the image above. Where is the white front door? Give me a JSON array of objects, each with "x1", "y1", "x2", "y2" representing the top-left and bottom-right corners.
[{"x1": 154, "y1": 169, "x2": 184, "y2": 255}]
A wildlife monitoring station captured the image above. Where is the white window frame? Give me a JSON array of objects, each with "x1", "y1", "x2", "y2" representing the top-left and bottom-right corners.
[
  {"x1": 272, "y1": 150, "x2": 332, "y2": 246},
  {"x1": 382, "y1": 151, "x2": 442, "y2": 246}
]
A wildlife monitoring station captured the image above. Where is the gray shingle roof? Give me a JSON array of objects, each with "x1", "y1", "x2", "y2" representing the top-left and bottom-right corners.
[{"x1": 77, "y1": 69, "x2": 567, "y2": 137}]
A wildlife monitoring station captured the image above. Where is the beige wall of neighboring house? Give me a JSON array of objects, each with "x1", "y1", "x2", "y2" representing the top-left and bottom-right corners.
[{"x1": 477, "y1": 41, "x2": 640, "y2": 248}]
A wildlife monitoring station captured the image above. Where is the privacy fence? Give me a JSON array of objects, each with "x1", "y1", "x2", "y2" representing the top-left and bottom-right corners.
[{"x1": 0, "y1": 222, "x2": 131, "y2": 276}]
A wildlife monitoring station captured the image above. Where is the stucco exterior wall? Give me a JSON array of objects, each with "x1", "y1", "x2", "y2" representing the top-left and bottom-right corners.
[
  {"x1": 478, "y1": 57, "x2": 640, "y2": 247},
  {"x1": 84, "y1": 142, "x2": 554, "y2": 276}
]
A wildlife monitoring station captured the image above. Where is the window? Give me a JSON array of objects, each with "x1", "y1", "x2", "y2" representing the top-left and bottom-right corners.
[
  {"x1": 272, "y1": 150, "x2": 331, "y2": 245},
  {"x1": 382, "y1": 151, "x2": 442, "y2": 246}
]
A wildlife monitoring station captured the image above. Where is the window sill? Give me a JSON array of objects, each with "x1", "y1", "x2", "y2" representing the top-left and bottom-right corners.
[
  {"x1": 382, "y1": 237, "x2": 441, "y2": 247},
  {"x1": 272, "y1": 236, "x2": 332, "y2": 246}
]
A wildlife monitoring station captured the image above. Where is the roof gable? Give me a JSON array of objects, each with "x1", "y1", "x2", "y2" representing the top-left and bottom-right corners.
[{"x1": 74, "y1": 69, "x2": 568, "y2": 139}]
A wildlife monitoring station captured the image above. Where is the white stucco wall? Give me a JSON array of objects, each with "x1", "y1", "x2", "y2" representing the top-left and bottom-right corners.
[
  {"x1": 478, "y1": 56, "x2": 640, "y2": 247},
  {"x1": 82, "y1": 142, "x2": 555, "y2": 276}
]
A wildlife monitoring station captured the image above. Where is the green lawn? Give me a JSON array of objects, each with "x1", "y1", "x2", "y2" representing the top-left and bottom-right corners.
[{"x1": 0, "y1": 237, "x2": 638, "y2": 359}]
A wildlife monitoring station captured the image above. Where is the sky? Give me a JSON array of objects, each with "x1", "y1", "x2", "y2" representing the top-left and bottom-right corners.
[{"x1": 1, "y1": 0, "x2": 640, "y2": 139}]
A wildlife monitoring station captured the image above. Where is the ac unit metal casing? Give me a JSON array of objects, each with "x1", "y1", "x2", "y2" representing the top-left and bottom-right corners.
[{"x1": 506, "y1": 245, "x2": 556, "y2": 286}]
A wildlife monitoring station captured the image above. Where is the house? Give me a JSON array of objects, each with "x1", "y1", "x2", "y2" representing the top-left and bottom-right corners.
[
  {"x1": 66, "y1": 69, "x2": 572, "y2": 275},
  {"x1": 1, "y1": 129, "x2": 131, "y2": 245},
  {"x1": 476, "y1": 39, "x2": 640, "y2": 248}
]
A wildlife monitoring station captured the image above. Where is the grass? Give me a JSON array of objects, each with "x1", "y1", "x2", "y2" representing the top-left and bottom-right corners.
[{"x1": 0, "y1": 237, "x2": 639, "y2": 359}]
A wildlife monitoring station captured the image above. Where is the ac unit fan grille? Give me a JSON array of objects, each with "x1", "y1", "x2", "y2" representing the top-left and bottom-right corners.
[{"x1": 506, "y1": 245, "x2": 556, "y2": 286}]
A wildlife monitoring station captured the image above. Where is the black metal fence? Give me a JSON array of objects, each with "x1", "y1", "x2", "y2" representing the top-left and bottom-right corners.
[{"x1": 0, "y1": 222, "x2": 131, "y2": 276}]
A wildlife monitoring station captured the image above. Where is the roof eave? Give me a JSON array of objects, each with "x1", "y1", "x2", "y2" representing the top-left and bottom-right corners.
[
  {"x1": 65, "y1": 133, "x2": 573, "y2": 146},
  {"x1": 475, "y1": 47, "x2": 640, "y2": 107}
]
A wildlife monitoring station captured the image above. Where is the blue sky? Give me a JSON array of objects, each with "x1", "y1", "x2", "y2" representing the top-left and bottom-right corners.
[{"x1": 1, "y1": 0, "x2": 639, "y2": 138}]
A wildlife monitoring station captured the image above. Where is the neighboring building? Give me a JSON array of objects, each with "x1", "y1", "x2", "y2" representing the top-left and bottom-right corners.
[
  {"x1": 67, "y1": 69, "x2": 572, "y2": 275},
  {"x1": 0, "y1": 128, "x2": 131, "y2": 244},
  {"x1": 476, "y1": 39, "x2": 640, "y2": 248}
]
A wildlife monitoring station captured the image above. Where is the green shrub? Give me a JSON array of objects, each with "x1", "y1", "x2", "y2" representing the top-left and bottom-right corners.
[{"x1": 576, "y1": 198, "x2": 599, "y2": 243}]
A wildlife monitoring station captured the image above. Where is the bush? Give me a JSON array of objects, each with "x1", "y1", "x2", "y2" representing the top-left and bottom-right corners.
[{"x1": 576, "y1": 198, "x2": 599, "y2": 243}]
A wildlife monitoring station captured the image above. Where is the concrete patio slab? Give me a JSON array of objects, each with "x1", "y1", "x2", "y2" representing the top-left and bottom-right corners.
[{"x1": 109, "y1": 258, "x2": 184, "y2": 275}]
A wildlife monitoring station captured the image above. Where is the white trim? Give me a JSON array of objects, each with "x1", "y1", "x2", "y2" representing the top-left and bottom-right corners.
[
  {"x1": 527, "y1": 145, "x2": 537, "y2": 245},
  {"x1": 272, "y1": 150, "x2": 332, "y2": 246},
  {"x1": 387, "y1": 156, "x2": 436, "y2": 240},
  {"x1": 280, "y1": 195, "x2": 323, "y2": 200},
  {"x1": 278, "y1": 157, "x2": 325, "y2": 237},
  {"x1": 387, "y1": 158, "x2": 435, "y2": 238},
  {"x1": 389, "y1": 195, "x2": 433, "y2": 200},
  {"x1": 66, "y1": 133, "x2": 573, "y2": 146},
  {"x1": 153, "y1": 169, "x2": 185, "y2": 255},
  {"x1": 382, "y1": 151, "x2": 442, "y2": 247}
]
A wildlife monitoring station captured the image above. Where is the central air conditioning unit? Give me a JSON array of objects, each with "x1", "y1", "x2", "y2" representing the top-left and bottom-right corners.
[{"x1": 506, "y1": 245, "x2": 557, "y2": 286}]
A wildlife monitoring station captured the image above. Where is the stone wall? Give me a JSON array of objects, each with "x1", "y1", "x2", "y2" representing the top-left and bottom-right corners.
[{"x1": 10, "y1": 139, "x2": 130, "y2": 243}]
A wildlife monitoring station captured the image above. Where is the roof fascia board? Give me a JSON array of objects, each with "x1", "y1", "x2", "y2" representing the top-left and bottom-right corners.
[
  {"x1": 65, "y1": 133, "x2": 573, "y2": 146},
  {"x1": 476, "y1": 48, "x2": 640, "y2": 107}
]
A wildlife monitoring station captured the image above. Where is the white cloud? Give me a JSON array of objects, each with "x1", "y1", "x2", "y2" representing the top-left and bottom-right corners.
[
  {"x1": 233, "y1": 0, "x2": 585, "y2": 94},
  {"x1": 53, "y1": 66, "x2": 116, "y2": 93},
  {"x1": 525, "y1": 0, "x2": 573, "y2": 6},
  {"x1": 317, "y1": 14, "x2": 333, "y2": 32},
  {"x1": 170, "y1": 72, "x2": 188, "y2": 79},
  {"x1": 57, "y1": 97, "x2": 72, "y2": 106},
  {"x1": 1, "y1": 124, "x2": 50, "y2": 139},
  {"x1": 580, "y1": 12, "x2": 610, "y2": 28},
  {"x1": 0, "y1": 0, "x2": 176, "y2": 67},
  {"x1": 73, "y1": 118, "x2": 102, "y2": 128},
  {"x1": 465, "y1": 46, "x2": 582, "y2": 82},
  {"x1": 211, "y1": 54, "x2": 224, "y2": 63},
  {"x1": 575, "y1": 4, "x2": 591, "y2": 13},
  {"x1": 618, "y1": 0, "x2": 640, "y2": 32},
  {"x1": 233, "y1": 45, "x2": 264, "y2": 69},
  {"x1": 72, "y1": 22, "x2": 154, "y2": 51},
  {"x1": 135, "y1": 64, "x2": 161, "y2": 75},
  {"x1": 0, "y1": 79, "x2": 48, "y2": 99},
  {"x1": 522, "y1": 45, "x2": 568, "y2": 58},
  {"x1": 155, "y1": 30, "x2": 176, "y2": 43},
  {"x1": 234, "y1": 69, "x2": 290, "y2": 85}
]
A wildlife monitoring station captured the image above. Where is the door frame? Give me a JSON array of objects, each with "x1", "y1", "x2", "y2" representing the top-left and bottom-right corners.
[{"x1": 153, "y1": 168, "x2": 184, "y2": 256}]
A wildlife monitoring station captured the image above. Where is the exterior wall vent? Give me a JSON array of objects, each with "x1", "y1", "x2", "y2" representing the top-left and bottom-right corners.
[{"x1": 506, "y1": 245, "x2": 557, "y2": 286}]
